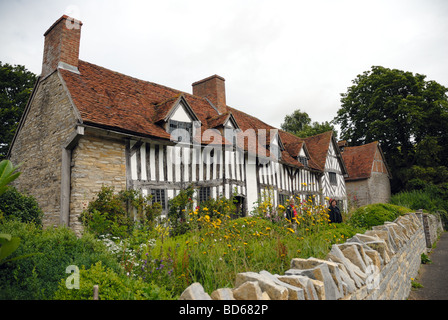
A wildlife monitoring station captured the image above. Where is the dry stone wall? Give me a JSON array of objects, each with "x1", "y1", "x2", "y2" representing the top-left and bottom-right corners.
[{"x1": 179, "y1": 212, "x2": 443, "y2": 300}]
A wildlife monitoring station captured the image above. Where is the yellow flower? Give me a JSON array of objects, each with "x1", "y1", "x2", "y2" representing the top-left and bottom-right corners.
[{"x1": 287, "y1": 228, "x2": 295, "y2": 233}]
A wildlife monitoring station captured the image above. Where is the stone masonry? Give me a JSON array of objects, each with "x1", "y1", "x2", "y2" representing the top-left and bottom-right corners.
[
  {"x1": 9, "y1": 71, "x2": 78, "y2": 228},
  {"x1": 70, "y1": 132, "x2": 126, "y2": 233},
  {"x1": 180, "y1": 212, "x2": 443, "y2": 300}
]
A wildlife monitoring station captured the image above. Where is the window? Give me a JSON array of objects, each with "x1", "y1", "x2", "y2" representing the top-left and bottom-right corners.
[
  {"x1": 298, "y1": 156, "x2": 308, "y2": 167},
  {"x1": 150, "y1": 189, "x2": 166, "y2": 210},
  {"x1": 278, "y1": 193, "x2": 289, "y2": 206},
  {"x1": 329, "y1": 172, "x2": 337, "y2": 186},
  {"x1": 168, "y1": 120, "x2": 193, "y2": 143},
  {"x1": 198, "y1": 187, "x2": 211, "y2": 203}
]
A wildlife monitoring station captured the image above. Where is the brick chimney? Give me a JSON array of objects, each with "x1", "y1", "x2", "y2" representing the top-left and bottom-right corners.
[
  {"x1": 41, "y1": 15, "x2": 82, "y2": 78},
  {"x1": 192, "y1": 75, "x2": 226, "y2": 114}
]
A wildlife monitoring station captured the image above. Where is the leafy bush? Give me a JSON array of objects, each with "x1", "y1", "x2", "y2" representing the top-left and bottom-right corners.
[
  {"x1": 53, "y1": 261, "x2": 173, "y2": 300},
  {"x1": 391, "y1": 183, "x2": 448, "y2": 213},
  {"x1": 348, "y1": 203, "x2": 411, "y2": 229},
  {"x1": 0, "y1": 186, "x2": 43, "y2": 225},
  {"x1": 81, "y1": 186, "x2": 162, "y2": 238},
  {"x1": 0, "y1": 160, "x2": 21, "y2": 196},
  {"x1": 0, "y1": 219, "x2": 118, "y2": 299},
  {"x1": 167, "y1": 185, "x2": 195, "y2": 236}
]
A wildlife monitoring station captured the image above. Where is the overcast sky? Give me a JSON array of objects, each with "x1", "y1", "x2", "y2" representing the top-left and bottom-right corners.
[{"x1": 1, "y1": 0, "x2": 447, "y2": 132}]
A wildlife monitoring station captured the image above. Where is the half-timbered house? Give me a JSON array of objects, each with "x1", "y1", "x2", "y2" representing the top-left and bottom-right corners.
[{"x1": 7, "y1": 16, "x2": 348, "y2": 231}]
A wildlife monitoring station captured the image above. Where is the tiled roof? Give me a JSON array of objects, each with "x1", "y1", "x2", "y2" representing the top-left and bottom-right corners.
[
  {"x1": 342, "y1": 141, "x2": 378, "y2": 181},
  {"x1": 59, "y1": 60, "x2": 331, "y2": 171},
  {"x1": 303, "y1": 131, "x2": 334, "y2": 171}
]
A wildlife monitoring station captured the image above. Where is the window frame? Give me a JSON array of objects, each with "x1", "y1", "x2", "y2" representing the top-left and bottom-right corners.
[
  {"x1": 329, "y1": 172, "x2": 337, "y2": 186},
  {"x1": 198, "y1": 187, "x2": 211, "y2": 204},
  {"x1": 168, "y1": 119, "x2": 193, "y2": 144},
  {"x1": 149, "y1": 189, "x2": 167, "y2": 210}
]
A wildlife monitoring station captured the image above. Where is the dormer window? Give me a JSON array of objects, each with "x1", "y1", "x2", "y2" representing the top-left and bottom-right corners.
[
  {"x1": 168, "y1": 119, "x2": 193, "y2": 143},
  {"x1": 298, "y1": 156, "x2": 308, "y2": 167}
]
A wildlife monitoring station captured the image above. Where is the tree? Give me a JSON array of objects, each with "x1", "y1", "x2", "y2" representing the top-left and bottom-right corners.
[
  {"x1": 281, "y1": 109, "x2": 337, "y2": 138},
  {"x1": 280, "y1": 109, "x2": 311, "y2": 134},
  {"x1": 0, "y1": 62, "x2": 37, "y2": 159},
  {"x1": 334, "y1": 66, "x2": 448, "y2": 192}
]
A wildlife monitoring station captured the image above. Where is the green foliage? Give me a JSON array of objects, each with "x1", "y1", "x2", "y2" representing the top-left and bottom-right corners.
[
  {"x1": 80, "y1": 186, "x2": 162, "y2": 238},
  {"x1": 334, "y1": 66, "x2": 448, "y2": 192},
  {"x1": 0, "y1": 233, "x2": 20, "y2": 264},
  {"x1": 53, "y1": 261, "x2": 172, "y2": 300},
  {"x1": 390, "y1": 183, "x2": 448, "y2": 213},
  {"x1": 0, "y1": 62, "x2": 37, "y2": 159},
  {"x1": 167, "y1": 185, "x2": 195, "y2": 236},
  {"x1": 0, "y1": 186, "x2": 43, "y2": 225},
  {"x1": 0, "y1": 159, "x2": 21, "y2": 196},
  {"x1": 421, "y1": 253, "x2": 432, "y2": 264},
  {"x1": 280, "y1": 109, "x2": 311, "y2": 133},
  {"x1": 281, "y1": 109, "x2": 338, "y2": 138},
  {"x1": 348, "y1": 203, "x2": 410, "y2": 229},
  {"x1": 0, "y1": 219, "x2": 118, "y2": 299}
]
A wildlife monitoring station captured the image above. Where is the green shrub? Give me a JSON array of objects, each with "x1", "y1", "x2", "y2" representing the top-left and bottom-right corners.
[
  {"x1": 348, "y1": 203, "x2": 411, "y2": 229},
  {"x1": 391, "y1": 184, "x2": 448, "y2": 213},
  {"x1": 80, "y1": 186, "x2": 162, "y2": 238},
  {"x1": 0, "y1": 220, "x2": 118, "y2": 299},
  {"x1": 0, "y1": 186, "x2": 43, "y2": 225},
  {"x1": 53, "y1": 261, "x2": 172, "y2": 300}
]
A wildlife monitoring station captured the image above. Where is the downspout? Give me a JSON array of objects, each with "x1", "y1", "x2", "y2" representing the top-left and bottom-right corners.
[{"x1": 60, "y1": 125, "x2": 84, "y2": 226}]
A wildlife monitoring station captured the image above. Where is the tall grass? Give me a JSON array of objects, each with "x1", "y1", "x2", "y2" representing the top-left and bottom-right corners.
[{"x1": 390, "y1": 189, "x2": 445, "y2": 213}]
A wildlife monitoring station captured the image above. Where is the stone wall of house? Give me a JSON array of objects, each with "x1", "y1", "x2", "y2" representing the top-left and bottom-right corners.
[
  {"x1": 346, "y1": 173, "x2": 391, "y2": 209},
  {"x1": 8, "y1": 72, "x2": 78, "y2": 228},
  {"x1": 179, "y1": 212, "x2": 443, "y2": 300},
  {"x1": 368, "y1": 172, "x2": 391, "y2": 205},
  {"x1": 346, "y1": 179, "x2": 370, "y2": 208},
  {"x1": 69, "y1": 132, "x2": 127, "y2": 234}
]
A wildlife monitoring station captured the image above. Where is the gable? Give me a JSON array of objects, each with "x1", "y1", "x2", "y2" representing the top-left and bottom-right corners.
[
  {"x1": 170, "y1": 100, "x2": 194, "y2": 122},
  {"x1": 324, "y1": 136, "x2": 347, "y2": 176},
  {"x1": 342, "y1": 141, "x2": 390, "y2": 181}
]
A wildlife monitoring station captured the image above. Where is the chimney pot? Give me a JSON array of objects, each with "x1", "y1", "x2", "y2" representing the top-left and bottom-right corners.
[
  {"x1": 41, "y1": 15, "x2": 82, "y2": 78},
  {"x1": 192, "y1": 75, "x2": 226, "y2": 114}
]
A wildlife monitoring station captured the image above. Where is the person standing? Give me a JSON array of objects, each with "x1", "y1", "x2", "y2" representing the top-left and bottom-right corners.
[
  {"x1": 285, "y1": 197, "x2": 297, "y2": 221},
  {"x1": 328, "y1": 199, "x2": 342, "y2": 223}
]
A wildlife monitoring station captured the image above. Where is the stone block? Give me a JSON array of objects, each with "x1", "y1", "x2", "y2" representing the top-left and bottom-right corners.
[
  {"x1": 340, "y1": 244, "x2": 369, "y2": 272},
  {"x1": 235, "y1": 272, "x2": 289, "y2": 300},
  {"x1": 259, "y1": 270, "x2": 305, "y2": 300},
  {"x1": 211, "y1": 288, "x2": 235, "y2": 300},
  {"x1": 327, "y1": 244, "x2": 366, "y2": 289},
  {"x1": 233, "y1": 281, "x2": 263, "y2": 300},
  {"x1": 179, "y1": 282, "x2": 212, "y2": 300},
  {"x1": 277, "y1": 275, "x2": 320, "y2": 300},
  {"x1": 286, "y1": 261, "x2": 342, "y2": 300}
]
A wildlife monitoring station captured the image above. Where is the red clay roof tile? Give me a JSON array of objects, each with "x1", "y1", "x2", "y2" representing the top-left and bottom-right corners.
[
  {"x1": 342, "y1": 141, "x2": 378, "y2": 181},
  {"x1": 59, "y1": 60, "x2": 331, "y2": 172}
]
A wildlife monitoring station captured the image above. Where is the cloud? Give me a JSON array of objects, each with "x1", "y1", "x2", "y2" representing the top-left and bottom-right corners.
[{"x1": 1, "y1": 0, "x2": 447, "y2": 131}]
